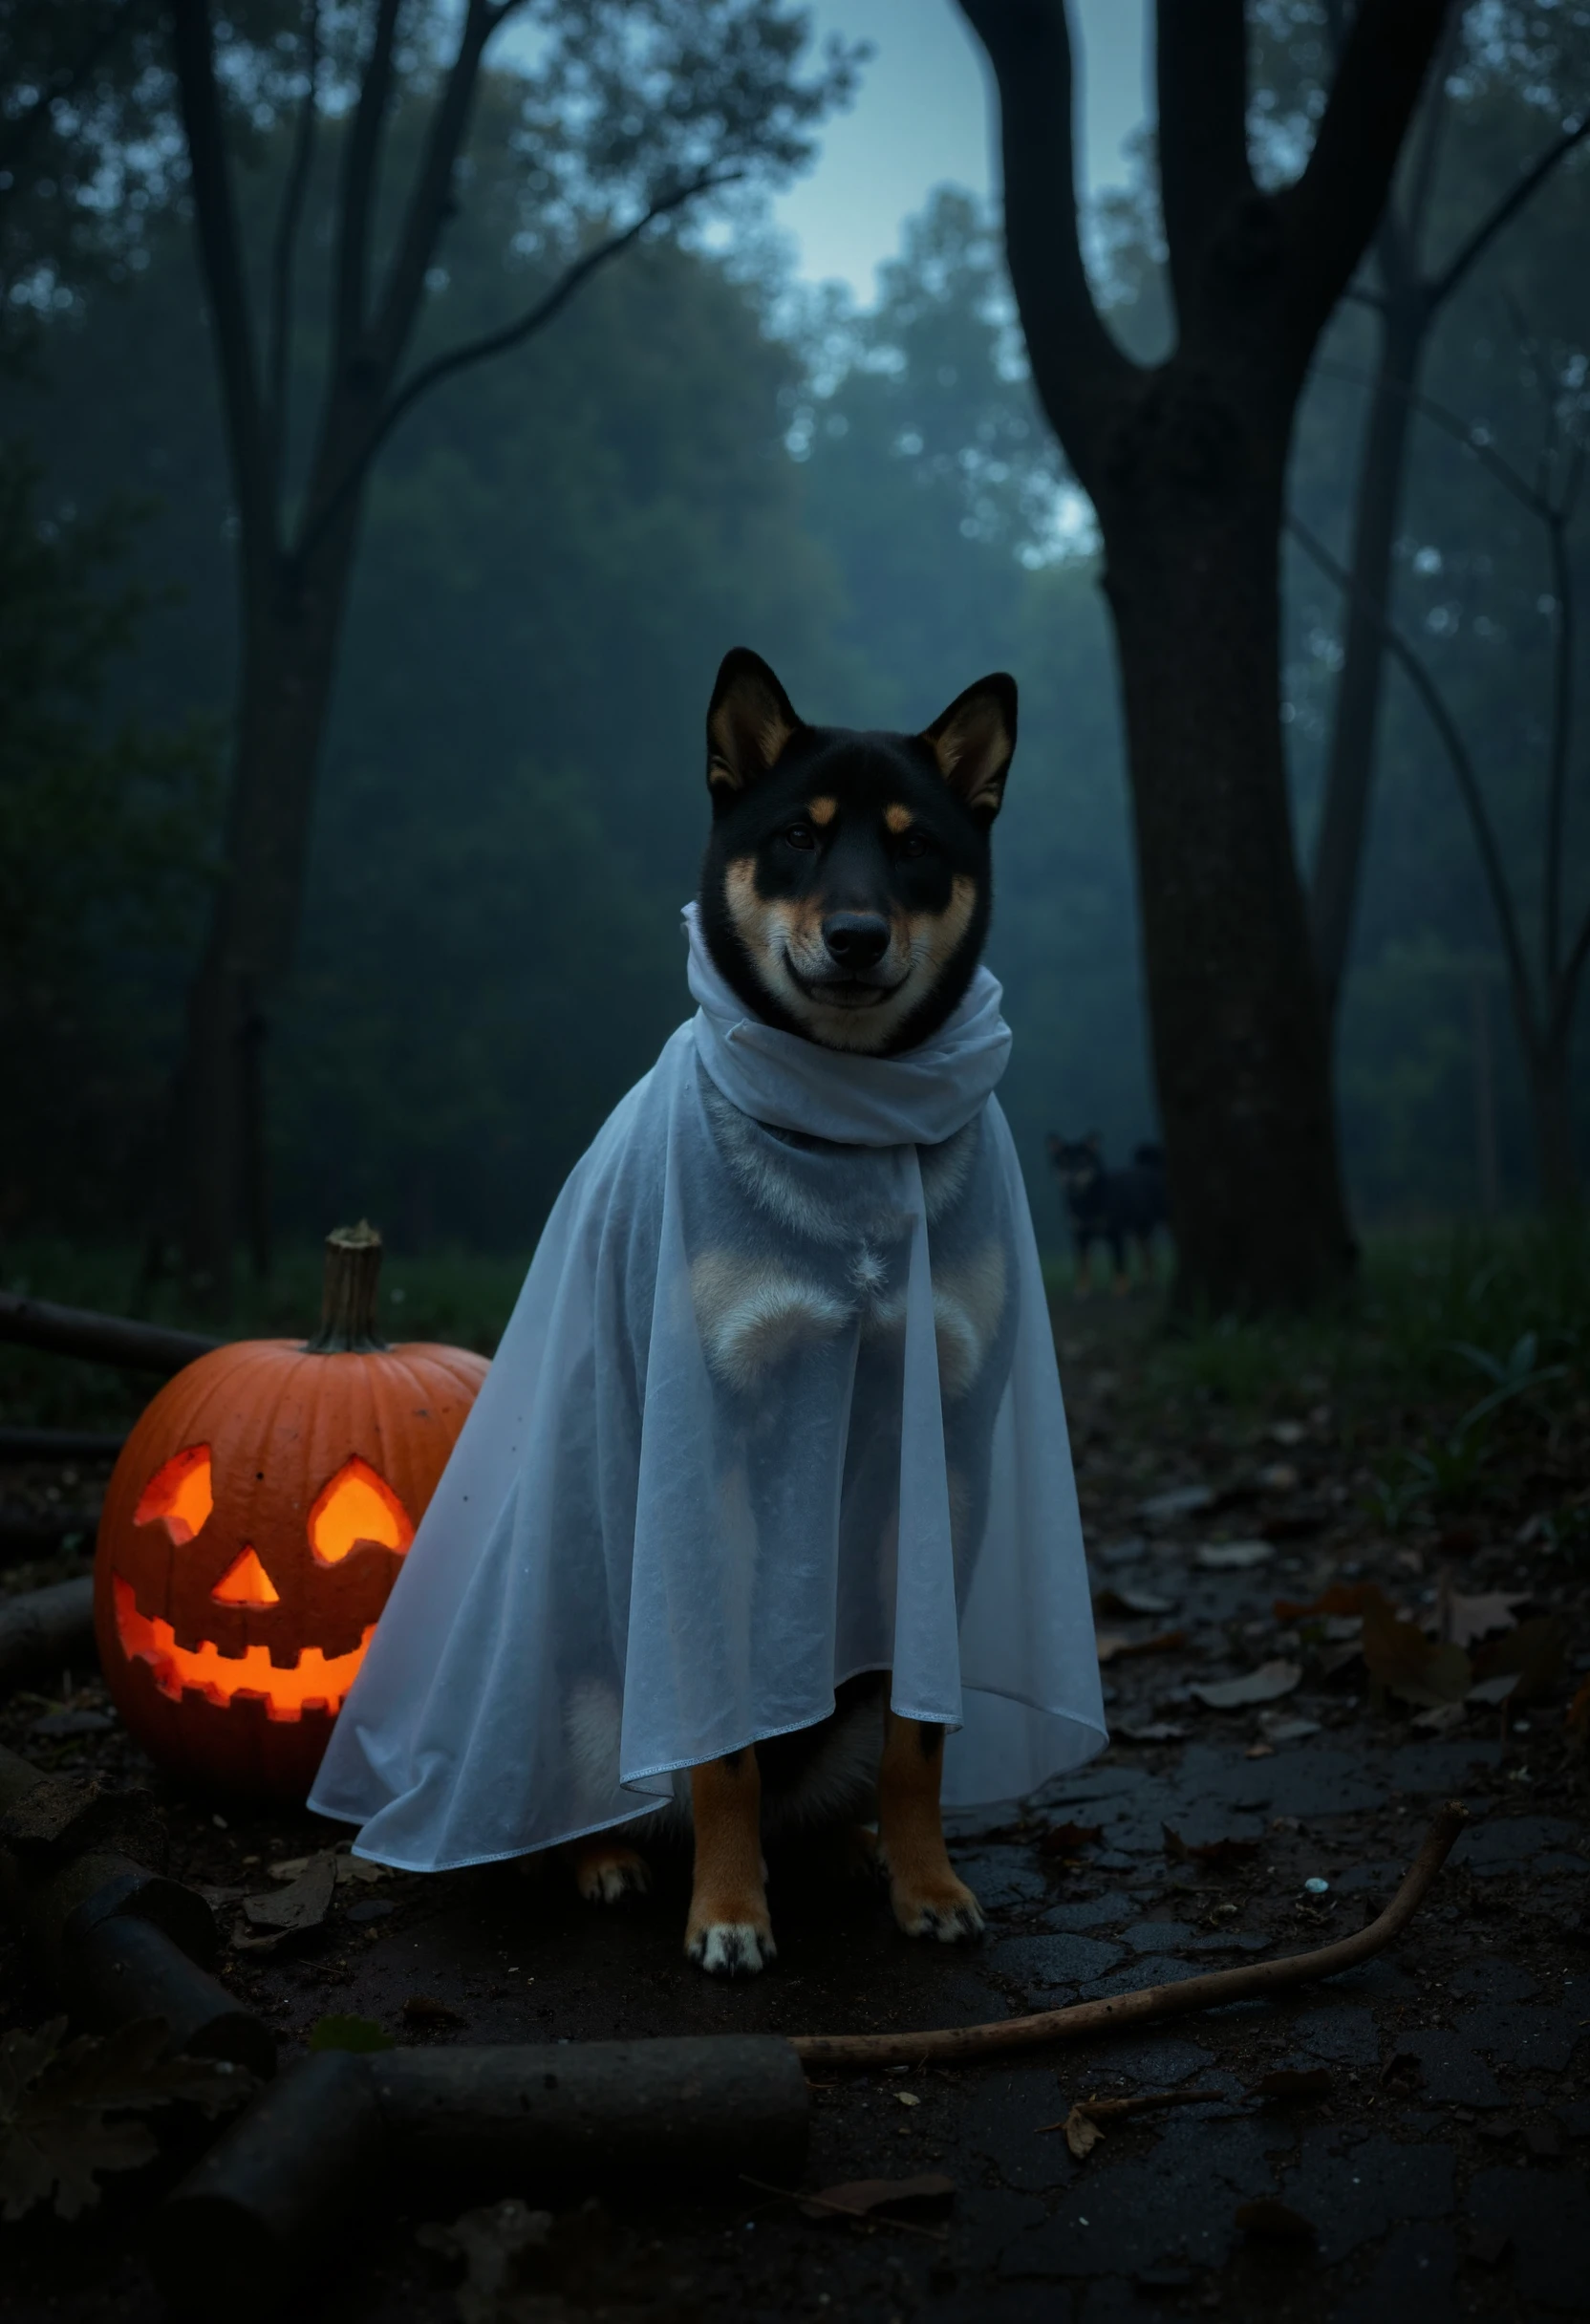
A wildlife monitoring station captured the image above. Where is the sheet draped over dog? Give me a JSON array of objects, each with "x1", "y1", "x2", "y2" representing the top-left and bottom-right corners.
[{"x1": 310, "y1": 908, "x2": 1106, "y2": 1868}]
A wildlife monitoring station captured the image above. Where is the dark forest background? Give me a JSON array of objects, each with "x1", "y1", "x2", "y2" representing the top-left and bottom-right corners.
[{"x1": 4, "y1": 16, "x2": 1587, "y2": 1267}]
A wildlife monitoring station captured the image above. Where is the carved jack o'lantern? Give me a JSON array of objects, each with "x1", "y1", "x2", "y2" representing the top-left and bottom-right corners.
[{"x1": 94, "y1": 1224, "x2": 488, "y2": 1800}]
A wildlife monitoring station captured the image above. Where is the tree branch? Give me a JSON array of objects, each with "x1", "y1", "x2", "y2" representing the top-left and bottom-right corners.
[
  {"x1": 1288, "y1": 509, "x2": 1539, "y2": 1054},
  {"x1": 1396, "y1": 4, "x2": 1461, "y2": 267},
  {"x1": 169, "y1": 0, "x2": 275, "y2": 567},
  {"x1": 1543, "y1": 501, "x2": 1575, "y2": 985},
  {"x1": 1429, "y1": 113, "x2": 1590, "y2": 310},
  {"x1": 1278, "y1": 0, "x2": 1452, "y2": 359},
  {"x1": 267, "y1": 0, "x2": 321, "y2": 469},
  {"x1": 1155, "y1": 0, "x2": 1253, "y2": 324},
  {"x1": 956, "y1": 0, "x2": 1134, "y2": 494},
  {"x1": 290, "y1": 177, "x2": 728, "y2": 574},
  {"x1": 1550, "y1": 904, "x2": 1590, "y2": 1052},
  {"x1": 370, "y1": 0, "x2": 516, "y2": 372},
  {"x1": 1313, "y1": 359, "x2": 1551, "y2": 520},
  {"x1": 333, "y1": 0, "x2": 401, "y2": 363}
]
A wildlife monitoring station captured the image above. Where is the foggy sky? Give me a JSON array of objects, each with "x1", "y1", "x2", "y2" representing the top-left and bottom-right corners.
[{"x1": 772, "y1": 0, "x2": 1150, "y2": 295}]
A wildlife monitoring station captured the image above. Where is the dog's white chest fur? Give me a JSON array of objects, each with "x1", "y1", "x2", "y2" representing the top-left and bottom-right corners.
[{"x1": 689, "y1": 1082, "x2": 1010, "y2": 1404}]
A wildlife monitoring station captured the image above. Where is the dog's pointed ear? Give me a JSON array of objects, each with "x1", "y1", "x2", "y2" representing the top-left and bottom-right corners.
[
  {"x1": 919, "y1": 672, "x2": 1018, "y2": 820},
  {"x1": 707, "y1": 649, "x2": 804, "y2": 800}
]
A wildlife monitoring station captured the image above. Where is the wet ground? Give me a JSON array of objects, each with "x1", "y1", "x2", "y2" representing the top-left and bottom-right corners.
[{"x1": 2, "y1": 1299, "x2": 1587, "y2": 2321}]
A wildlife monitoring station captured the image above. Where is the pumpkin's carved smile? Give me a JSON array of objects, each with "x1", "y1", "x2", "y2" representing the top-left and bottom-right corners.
[
  {"x1": 111, "y1": 1443, "x2": 416, "y2": 1717},
  {"x1": 112, "y1": 1576, "x2": 376, "y2": 1720}
]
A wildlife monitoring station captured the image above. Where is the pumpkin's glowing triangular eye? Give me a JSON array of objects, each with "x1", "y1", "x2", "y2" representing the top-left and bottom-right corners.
[
  {"x1": 134, "y1": 1445, "x2": 213, "y2": 1545},
  {"x1": 211, "y1": 1546, "x2": 280, "y2": 1607},
  {"x1": 308, "y1": 1456, "x2": 414, "y2": 1566}
]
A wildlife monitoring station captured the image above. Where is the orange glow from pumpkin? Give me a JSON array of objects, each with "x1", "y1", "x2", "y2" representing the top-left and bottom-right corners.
[
  {"x1": 210, "y1": 1546, "x2": 280, "y2": 1606},
  {"x1": 134, "y1": 1444, "x2": 213, "y2": 1545},
  {"x1": 113, "y1": 1576, "x2": 374, "y2": 1719},
  {"x1": 309, "y1": 1457, "x2": 414, "y2": 1565}
]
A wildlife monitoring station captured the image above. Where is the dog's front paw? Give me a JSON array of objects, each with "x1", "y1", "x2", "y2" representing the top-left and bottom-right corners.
[
  {"x1": 574, "y1": 1844, "x2": 651, "y2": 1904},
  {"x1": 889, "y1": 1871, "x2": 985, "y2": 1944},
  {"x1": 686, "y1": 1918, "x2": 777, "y2": 1977}
]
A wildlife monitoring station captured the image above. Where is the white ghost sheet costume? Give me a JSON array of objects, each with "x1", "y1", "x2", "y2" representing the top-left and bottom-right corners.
[{"x1": 309, "y1": 907, "x2": 1107, "y2": 1869}]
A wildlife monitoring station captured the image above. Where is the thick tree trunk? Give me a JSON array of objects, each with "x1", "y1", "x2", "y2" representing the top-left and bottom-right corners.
[
  {"x1": 1528, "y1": 1037, "x2": 1579, "y2": 1211},
  {"x1": 1098, "y1": 396, "x2": 1356, "y2": 1312},
  {"x1": 174, "y1": 518, "x2": 360, "y2": 1305},
  {"x1": 1307, "y1": 295, "x2": 1426, "y2": 1021}
]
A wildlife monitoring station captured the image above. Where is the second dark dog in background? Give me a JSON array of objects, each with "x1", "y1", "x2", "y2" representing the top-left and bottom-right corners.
[{"x1": 1045, "y1": 1133, "x2": 1168, "y2": 1291}]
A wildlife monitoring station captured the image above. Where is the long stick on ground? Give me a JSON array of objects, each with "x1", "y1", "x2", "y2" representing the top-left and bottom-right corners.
[{"x1": 790, "y1": 1801, "x2": 1467, "y2": 2068}]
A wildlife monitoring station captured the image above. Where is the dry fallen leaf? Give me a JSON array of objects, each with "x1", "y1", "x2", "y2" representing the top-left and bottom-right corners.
[
  {"x1": 402, "y1": 1993, "x2": 465, "y2": 2028},
  {"x1": 0, "y1": 2018, "x2": 250, "y2": 2223},
  {"x1": 1039, "y1": 1819, "x2": 1104, "y2": 1856},
  {"x1": 1566, "y1": 1673, "x2": 1590, "y2": 1745},
  {"x1": 1191, "y1": 1660, "x2": 1302, "y2": 1711},
  {"x1": 1256, "y1": 2068, "x2": 1332, "y2": 2100},
  {"x1": 1441, "y1": 1591, "x2": 1528, "y2": 1648},
  {"x1": 1163, "y1": 1827, "x2": 1261, "y2": 1869},
  {"x1": 1117, "y1": 1719, "x2": 1187, "y2": 1743},
  {"x1": 796, "y1": 2173, "x2": 954, "y2": 2222},
  {"x1": 242, "y1": 1853, "x2": 336, "y2": 1936},
  {"x1": 339, "y1": 1855, "x2": 390, "y2": 1885},
  {"x1": 1361, "y1": 1596, "x2": 1471, "y2": 1710},
  {"x1": 1097, "y1": 1628, "x2": 1189, "y2": 1666},
  {"x1": 1471, "y1": 1617, "x2": 1568, "y2": 1706},
  {"x1": 1412, "y1": 1701, "x2": 1468, "y2": 1733},
  {"x1": 1093, "y1": 1585, "x2": 1176, "y2": 1619},
  {"x1": 1138, "y1": 1484, "x2": 1215, "y2": 1523},
  {"x1": 416, "y1": 2196, "x2": 554, "y2": 2323},
  {"x1": 1274, "y1": 1581, "x2": 1398, "y2": 1624},
  {"x1": 1235, "y1": 2198, "x2": 1316, "y2": 2243},
  {"x1": 1196, "y1": 1540, "x2": 1275, "y2": 1571},
  {"x1": 1038, "y1": 2088, "x2": 1224, "y2": 2156}
]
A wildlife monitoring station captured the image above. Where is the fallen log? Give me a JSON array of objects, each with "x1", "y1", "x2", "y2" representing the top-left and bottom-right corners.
[
  {"x1": 151, "y1": 1805, "x2": 1464, "y2": 2313},
  {"x1": 0, "y1": 1575, "x2": 97, "y2": 1689},
  {"x1": 789, "y1": 1801, "x2": 1468, "y2": 2067},
  {"x1": 0, "y1": 1287, "x2": 220, "y2": 1374},
  {"x1": 0, "y1": 1424, "x2": 128, "y2": 1461},
  {"x1": 155, "y1": 2035, "x2": 810, "y2": 2315},
  {"x1": 0, "y1": 1742, "x2": 274, "y2": 2077}
]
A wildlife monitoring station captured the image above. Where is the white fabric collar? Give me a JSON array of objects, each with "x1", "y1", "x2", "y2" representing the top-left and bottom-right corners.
[{"x1": 683, "y1": 901, "x2": 1011, "y2": 1149}]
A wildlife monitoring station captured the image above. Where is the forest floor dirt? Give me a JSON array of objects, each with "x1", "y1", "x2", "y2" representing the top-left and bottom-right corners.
[{"x1": 2, "y1": 1275, "x2": 1587, "y2": 2323}]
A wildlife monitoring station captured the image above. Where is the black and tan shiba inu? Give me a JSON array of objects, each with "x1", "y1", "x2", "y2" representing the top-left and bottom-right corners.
[{"x1": 571, "y1": 648, "x2": 1019, "y2": 1976}]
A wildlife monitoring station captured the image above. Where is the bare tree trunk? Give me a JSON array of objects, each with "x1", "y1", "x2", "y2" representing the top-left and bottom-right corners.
[
  {"x1": 959, "y1": 0, "x2": 1450, "y2": 1312},
  {"x1": 1529, "y1": 1037, "x2": 1579, "y2": 1211},
  {"x1": 175, "y1": 518, "x2": 360, "y2": 1302},
  {"x1": 1102, "y1": 433, "x2": 1354, "y2": 1310},
  {"x1": 1308, "y1": 295, "x2": 1426, "y2": 1019},
  {"x1": 163, "y1": 0, "x2": 761, "y2": 1301},
  {"x1": 1470, "y1": 961, "x2": 1499, "y2": 1215}
]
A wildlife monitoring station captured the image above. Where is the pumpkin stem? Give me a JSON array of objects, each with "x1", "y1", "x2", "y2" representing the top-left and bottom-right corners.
[{"x1": 304, "y1": 1221, "x2": 390, "y2": 1353}]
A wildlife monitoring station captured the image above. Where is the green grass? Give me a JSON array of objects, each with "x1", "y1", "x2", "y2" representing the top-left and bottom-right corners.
[
  {"x1": 1059, "y1": 1212, "x2": 1590, "y2": 1429},
  {"x1": 5, "y1": 1215, "x2": 1586, "y2": 1437}
]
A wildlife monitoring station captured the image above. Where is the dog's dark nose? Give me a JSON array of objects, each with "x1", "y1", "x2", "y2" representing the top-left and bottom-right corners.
[{"x1": 822, "y1": 913, "x2": 891, "y2": 970}]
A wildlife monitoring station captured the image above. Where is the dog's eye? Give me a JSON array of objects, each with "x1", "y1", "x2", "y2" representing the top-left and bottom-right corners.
[
  {"x1": 898, "y1": 828, "x2": 930, "y2": 859},
  {"x1": 783, "y1": 823, "x2": 816, "y2": 850}
]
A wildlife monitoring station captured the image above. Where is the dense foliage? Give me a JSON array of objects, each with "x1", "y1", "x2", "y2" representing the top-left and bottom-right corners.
[{"x1": 1, "y1": 11, "x2": 1586, "y2": 1273}]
